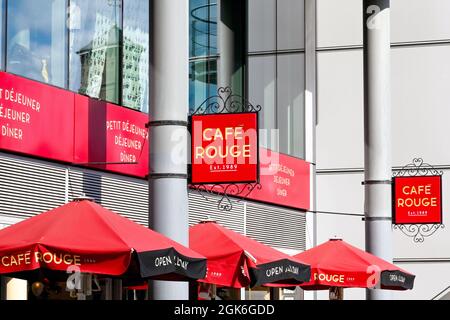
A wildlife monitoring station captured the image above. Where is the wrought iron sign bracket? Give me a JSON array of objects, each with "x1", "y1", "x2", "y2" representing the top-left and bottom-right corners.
[
  {"x1": 392, "y1": 224, "x2": 444, "y2": 243},
  {"x1": 189, "y1": 183, "x2": 262, "y2": 212},
  {"x1": 392, "y1": 158, "x2": 445, "y2": 243},
  {"x1": 190, "y1": 87, "x2": 262, "y2": 115},
  {"x1": 188, "y1": 87, "x2": 262, "y2": 212}
]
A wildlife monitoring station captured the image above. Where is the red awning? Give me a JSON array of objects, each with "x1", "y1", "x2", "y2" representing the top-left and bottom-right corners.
[
  {"x1": 189, "y1": 221, "x2": 310, "y2": 288},
  {"x1": 0, "y1": 199, "x2": 206, "y2": 281},
  {"x1": 293, "y1": 239, "x2": 415, "y2": 290}
]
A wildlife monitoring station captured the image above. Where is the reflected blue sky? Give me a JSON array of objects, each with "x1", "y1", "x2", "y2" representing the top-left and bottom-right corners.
[
  {"x1": 190, "y1": 0, "x2": 217, "y2": 57},
  {"x1": 6, "y1": 0, "x2": 66, "y2": 87}
]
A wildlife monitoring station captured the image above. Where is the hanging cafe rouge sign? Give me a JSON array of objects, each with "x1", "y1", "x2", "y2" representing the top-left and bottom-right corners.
[
  {"x1": 393, "y1": 175, "x2": 442, "y2": 225},
  {"x1": 190, "y1": 112, "x2": 259, "y2": 184}
]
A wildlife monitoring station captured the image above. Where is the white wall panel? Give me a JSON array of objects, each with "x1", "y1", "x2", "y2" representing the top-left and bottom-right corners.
[
  {"x1": 391, "y1": 0, "x2": 450, "y2": 44},
  {"x1": 316, "y1": 50, "x2": 364, "y2": 170},
  {"x1": 392, "y1": 262, "x2": 450, "y2": 300},
  {"x1": 392, "y1": 45, "x2": 450, "y2": 166},
  {"x1": 317, "y1": 0, "x2": 450, "y2": 48},
  {"x1": 317, "y1": 0, "x2": 362, "y2": 48}
]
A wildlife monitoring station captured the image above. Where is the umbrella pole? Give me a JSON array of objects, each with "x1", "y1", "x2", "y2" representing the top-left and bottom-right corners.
[
  {"x1": 210, "y1": 284, "x2": 217, "y2": 300},
  {"x1": 329, "y1": 286, "x2": 344, "y2": 300},
  {"x1": 188, "y1": 281, "x2": 198, "y2": 301}
]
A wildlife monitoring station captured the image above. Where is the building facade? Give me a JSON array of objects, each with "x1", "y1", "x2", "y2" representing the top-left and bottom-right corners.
[
  {"x1": 0, "y1": 0, "x2": 313, "y2": 300},
  {"x1": 1, "y1": 0, "x2": 445, "y2": 301},
  {"x1": 316, "y1": 0, "x2": 450, "y2": 300}
]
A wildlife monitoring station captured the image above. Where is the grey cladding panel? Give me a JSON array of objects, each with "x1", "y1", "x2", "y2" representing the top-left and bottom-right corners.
[
  {"x1": 188, "y1": 191, "x2": 245, "y2": 235},
  {"x1": 0, "y1": 153, "x2": 66, "y2": 218},
  {"x1": 246, "y1": 202, "x2": 306, "y2": 251},
  {"x1": 67, "y1": 167, "x2": 148, "y2": 226}
]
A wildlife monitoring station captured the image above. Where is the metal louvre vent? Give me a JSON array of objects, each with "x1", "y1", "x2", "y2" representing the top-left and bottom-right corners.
[
  {"x1": 67, "y1": 168, "x2": 148, "y2": 226},
  {"x1": 188, "y1": 192, "x2": 245, "y2": 235},
  {"x1": 0, "y1": 153, "x2": 66, "y2": 218},
  {"x1": 246, "y1": 202, "x2": 306, "y2": 251}
]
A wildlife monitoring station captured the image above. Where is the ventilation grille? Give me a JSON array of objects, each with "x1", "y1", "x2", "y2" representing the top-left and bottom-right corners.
[
  {"x1": 67, "y1": 167, "x2": 148, "y2": 226},
  {"x1": 246, "y1": 202, "x2": 306, "y2": 251},
  {"x1": 188, "y1": 192, "x2": 245, "y2": 235},
  {"x1": 0, "y1": 153, "x2": 66, "y2": 218}
]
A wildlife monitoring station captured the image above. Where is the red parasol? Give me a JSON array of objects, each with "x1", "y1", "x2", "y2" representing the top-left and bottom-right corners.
[
  {"x1": 189, "y1": 221, "x2": 310, "y2": 288},
  {"x1": 293, "y1": 239, "x2": 415, "y2": 291},
  {"x1": 0, "y1": 199, "x2": 206, "y2": 281}
]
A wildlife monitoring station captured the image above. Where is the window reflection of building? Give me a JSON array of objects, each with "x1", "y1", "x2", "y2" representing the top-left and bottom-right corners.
[
  {"x1": 0, "y1": 0, "x2": 4, "y2": 70},
  {"x1": 6, "y1": 0, "x2": 66, "y2": 87},
  {"x1": 69, "y1": 0, "x2": 121, "y2": 105},
  {"x1": 122, "y1": 27, "x2": 148, "y2": 111},
  {"x1": 69, "y1": 0, "x2": 149, "y2": 111},
  {"x1": 123, "y1": 0, "x2": 149, "y2": 112},
  {"x1": 77, "y1": 17, "x2": 120, "y2": 102}
]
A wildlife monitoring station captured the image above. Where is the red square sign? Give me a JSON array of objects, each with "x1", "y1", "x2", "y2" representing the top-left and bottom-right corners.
[
  {"x1": 191, "y1": 113, "x2": 258, "y2": 184},
  {"x1": 393, "y1": 175, "x2": 442, "y2": 224}
]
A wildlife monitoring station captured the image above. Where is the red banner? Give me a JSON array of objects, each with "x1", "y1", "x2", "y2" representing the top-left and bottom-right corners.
[
  {"x1": 191, "y1": 113, "x2": 258, "y2": 184},
  {"x1": 197, "y1": 149, "x2": 310, "y2": 211},
  {"x1": 0, "y1": 72, "x2": 74, "y2": 162},
  {"x1": 393, "y1": 175, "x2": 442, "y2": 224},
  {"x1": 246, "y1": 148, "x2": 310, "y2": 210},
  {"x1": 73, "y1": 95, "x2": 149, "y2": 178}
]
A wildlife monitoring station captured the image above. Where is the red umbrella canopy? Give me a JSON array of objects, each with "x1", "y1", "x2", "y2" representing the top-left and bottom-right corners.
[
  {"x1": 189, "y1": 221, "x2": 310, "y2": 288},
  {"x1": 0, "y1": 199, "x2": 206, "y2": 281},
  {"x1": 293, "y1": 239, "x2": 415, "y2": 290}
]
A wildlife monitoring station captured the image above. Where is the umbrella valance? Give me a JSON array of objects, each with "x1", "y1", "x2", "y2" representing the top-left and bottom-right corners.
[
  {"x1": 190, "y1": 221, "x2": 310, "y2": 288},
  {"x1": 0, "y1": 199, "x2": 206, "y2": 281},
  {"x1": 293, "y1": 239, "x2": 415, "y2": 290}
]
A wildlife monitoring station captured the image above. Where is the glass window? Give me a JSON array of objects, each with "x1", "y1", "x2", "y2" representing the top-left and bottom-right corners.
[
  {"x1": 189, "y1": 0, "x2": 218, "y2": 112},
  {"x1": 277, "y1": 53, "x2": 305, "y2": 158},
  {"x1": 123, "y1": 0, "x2": 149, "y2": 113},
  {"x1": 248, "y1": 55, "x2": 277, "y2": 151},
  {"x1": 0, "y1": 0, "x2": 4, "y2": 70},
  {"x1": 6, "y1": 0, "x2": 67, "y2": 87},
  {"x1": 190, "y1": 0, "x2": 217, "y2": 58},
  {"x1": 189, "y1": 0, "x2": 244, "y2": 112},
  {"x1": 69, "y1": 0, "x2": 122, "y2": 104}
]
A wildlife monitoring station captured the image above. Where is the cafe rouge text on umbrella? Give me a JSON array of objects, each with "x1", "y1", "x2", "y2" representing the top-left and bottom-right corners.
[
  {"x1": 0, "y1": 198, "x2": 206, "y2": 281},
  {"x1": 189, "y1": 221, "x2": 311, "y2": 288},
  {"x1": 293, "y1": 239, "x2": 415, "y2": 290}
]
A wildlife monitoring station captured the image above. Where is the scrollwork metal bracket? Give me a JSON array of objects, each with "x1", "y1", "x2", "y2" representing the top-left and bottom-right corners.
[
  {"x1": 393, "y1": 158, "x2": 443, "y2": 177},
  {"x1": 190, "y1": 87, "x2": 262, "y2": 115},
  {"x1": 189, "y1": 183, "x2": 262, "y2": 212},
  {"x1": 392, "y1": 158, "x2": 444, "y2": 243},
  {"x1": 392, "y1": 224, "x2": 444, "y2": 243}
]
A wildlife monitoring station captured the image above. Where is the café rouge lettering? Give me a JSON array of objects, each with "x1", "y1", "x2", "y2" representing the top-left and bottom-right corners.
[
  {"x1": 195, "y1": 127, "x2": 251, "y2": 162},
  {"x1": 313, "y1": 272, "x2": 346, "y2": 284},
  {"x1": 397, "y1": 184, "x2": 438, "y2": 208},
  {"x1": 1, "y1": 251, "x2": 81, "y2": 268}
]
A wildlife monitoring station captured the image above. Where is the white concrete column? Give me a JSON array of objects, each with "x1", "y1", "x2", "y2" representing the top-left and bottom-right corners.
[
  {"x1": 149, "y1": 0, "x2": 190, "y2": 300},
  {"x1": 304, "y1": 0, "x2": 317, "y2": 301},
  {"x1": 363, "y1": 0, "x2": 392, "y2": 300}
]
